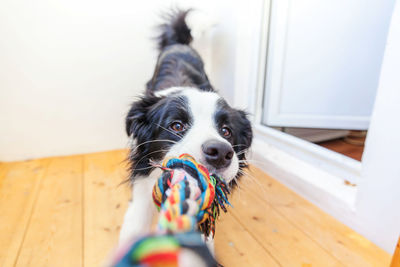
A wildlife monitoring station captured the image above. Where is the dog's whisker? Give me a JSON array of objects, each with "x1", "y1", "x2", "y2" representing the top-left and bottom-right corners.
[
  {"x1": 154, "y1": 123, "x2": 184, "y2": 140},
  {"x1": 236, "y1": 149, "x2": 248, "y2": 156},
  {"x1": 132, "y1": 149, "x2": 171, "y2": 171},
  {"x1": 232, "y1": 144, "x2": 246, "y2": 148},
  {"x1": 237, "y1": 168, "x2": 269, "y2": 196},
  {"x1": 231, "y1": 175, "x2": 242, "y2": 200},
  {"x1": 132, "y1": 139, "x2": 178, "y2": 153},
  {"x1": 238, "y1": 159, "x2": 270, "y2": 167},
  {"x1": 130, "y1": 165, "x2": 157, "y2": 171},
  {"x1": 156, "y1": 130, "x2": 197, "y2": 161}
]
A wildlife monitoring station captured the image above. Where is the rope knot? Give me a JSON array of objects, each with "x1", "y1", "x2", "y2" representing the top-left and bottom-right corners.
[{"x1": 152, "y1": 154, "x2": 231, "y2": 237}]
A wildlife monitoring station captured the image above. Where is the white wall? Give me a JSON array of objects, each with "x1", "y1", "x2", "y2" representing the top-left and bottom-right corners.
[
  {"x1": 0, "y1": 0, "x2": 238, "y2": 161},
  {"x1": 355, "y1": 0, "x2": 400, "y2": 252}
]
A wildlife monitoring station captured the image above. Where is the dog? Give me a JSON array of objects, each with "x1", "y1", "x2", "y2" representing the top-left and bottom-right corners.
[{"x1": 119, "y1": 9, "x2": 253, "y2": 249}]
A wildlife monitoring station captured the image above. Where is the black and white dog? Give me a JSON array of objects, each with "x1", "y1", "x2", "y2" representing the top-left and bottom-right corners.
[{"x1": 120, "y1": 10, "x2": 253, "y2": 247}]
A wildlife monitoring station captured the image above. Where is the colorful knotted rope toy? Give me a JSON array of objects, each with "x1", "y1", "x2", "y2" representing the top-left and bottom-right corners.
[
  {"x1": 111, "y1": 154, "x2": 231, "y2": 267},
  {"x1": 153, "y1": 154, "x2": 230, "y2": 237}
]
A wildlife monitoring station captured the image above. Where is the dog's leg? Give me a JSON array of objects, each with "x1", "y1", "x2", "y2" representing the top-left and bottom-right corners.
[{"x1": 119, "y1": 170, "x2": 160, "y2": 245}]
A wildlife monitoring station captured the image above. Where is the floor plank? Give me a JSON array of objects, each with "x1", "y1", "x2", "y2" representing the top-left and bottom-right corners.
[
  {"x1": 0, "y1": 159, "x2": 50, "y2": 267},
  {"x1": 15, "y1": 156, "x2": 83, "y2": 267},
  {"x1": 391, "y1": 237, "x2": 400, "y2": 267},
  {"x1": 215, "y1": 213, "x2": 280, "y2": 267},
  {"x1": 244, "y1": 166, "x2": 391, "y2": 266},
  {"x1": 318, "y1": 138, "x2": 364, "y2": 161},
  {"x1": 83, "y1": 150, "x2": 130, "y2": 267},
  {"x1": 228, "y1": 183, "x2": 343, "y2": 266}
]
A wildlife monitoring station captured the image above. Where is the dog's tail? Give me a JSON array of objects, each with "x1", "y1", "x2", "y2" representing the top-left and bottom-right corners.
[{"x1": 157, "y1": 9, "x2": 193, "y2": 50}]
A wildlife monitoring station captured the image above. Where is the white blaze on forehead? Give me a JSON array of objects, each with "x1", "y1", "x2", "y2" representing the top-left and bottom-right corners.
[{"x1": 181, "y1": 89, "x2": 221, "y2": 123}]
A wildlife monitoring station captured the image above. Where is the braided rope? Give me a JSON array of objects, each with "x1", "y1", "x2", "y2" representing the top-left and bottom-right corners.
[{"x1": 112, "y1": 154, "x2": 230, "y2": 267}]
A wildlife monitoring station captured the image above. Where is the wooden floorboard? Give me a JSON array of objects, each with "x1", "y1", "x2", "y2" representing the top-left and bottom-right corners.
[
  {"x1": 391, "y1": 237, "x2": 400, "y2": 267},
  {"x1": 227, "y1": 184, "x2": 343, "y2": 266},
  {"x1": 244, "y1": 166, "x2": 391, "y2": 266},
  {"x1": 318, "y1": 139, "x2": 364, "y2": 161},
  {"x1": 215, "y1": 213, "x2": 280, "y2": 267},
  {"x1": 83, "y1": 150, "x2": 130, "y2": 267},
  {"x1": 15, "y1": 156, "x2": 83, "y2": 267},
  {"x1": 0, "y1": 159, "x2": 50, "y2": 267},
  {"x1": 0, "y1": 150, "x2": 392, "y2": 266}
]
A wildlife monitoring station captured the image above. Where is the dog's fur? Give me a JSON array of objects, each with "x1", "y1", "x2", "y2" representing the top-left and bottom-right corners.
[{"x1": 120, "y1": 10, "x2": 253, "y2": 246}]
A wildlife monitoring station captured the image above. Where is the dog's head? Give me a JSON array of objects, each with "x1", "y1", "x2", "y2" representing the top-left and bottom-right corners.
[{"x1": 126, "y1": 87, "x2": 252, "y2": 184}]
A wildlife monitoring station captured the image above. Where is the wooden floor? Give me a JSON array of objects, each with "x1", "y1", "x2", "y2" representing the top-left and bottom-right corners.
[
  {"x1": 318, "y1": 138, "x2": 365, "y2": 161},
  {"x1": 0, "y1": 150, "x2": 391, "y2": 266}
]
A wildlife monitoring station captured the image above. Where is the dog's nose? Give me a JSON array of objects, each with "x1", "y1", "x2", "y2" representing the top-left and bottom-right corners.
[{"x1": 202, "y1": 140, "x2": 234, "y2": 169}]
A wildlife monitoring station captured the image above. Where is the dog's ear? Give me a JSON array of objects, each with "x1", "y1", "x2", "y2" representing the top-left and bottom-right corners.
[{"x1": 125, "y1": 95, "x2": 161, "y2": 137}]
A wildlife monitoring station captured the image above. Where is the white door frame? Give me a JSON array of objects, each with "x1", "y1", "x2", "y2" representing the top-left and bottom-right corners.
[{"x1": 232, "y1": 0, "x2": 399, "y2": 253}]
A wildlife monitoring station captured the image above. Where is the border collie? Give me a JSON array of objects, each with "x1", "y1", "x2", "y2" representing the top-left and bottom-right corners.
[{"x1": 119, "y1": 9, "x2": 253, "y2": 247}]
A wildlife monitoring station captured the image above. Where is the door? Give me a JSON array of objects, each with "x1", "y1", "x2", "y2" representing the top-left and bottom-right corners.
[{"x1": 262, "y1": 0, "x2": 395, "y2": 130}]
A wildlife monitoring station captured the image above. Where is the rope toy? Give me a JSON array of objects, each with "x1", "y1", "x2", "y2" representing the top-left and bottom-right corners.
[
  {"x1": 153, "y1": 154, "x2": 230, "y2": 237},
  {"x1": 111, "y1": 154, "x2": 231, "y2": 267}
]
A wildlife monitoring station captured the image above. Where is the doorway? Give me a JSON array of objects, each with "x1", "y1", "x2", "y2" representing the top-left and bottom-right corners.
[{"x1": 261, "y1": 0, "x2": 393, "y2": 163}]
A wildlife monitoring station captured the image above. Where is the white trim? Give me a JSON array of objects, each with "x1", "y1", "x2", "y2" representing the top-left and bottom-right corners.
[
  {"x1": 262, "y1": 0, "x2": 290, "y2": 122},
  {"x1": 249, "y1": 133, "x2": 357, "y2": 210},
  {"x1": 265, "y1": 114, "x2": 370, "y2": 130},
  {"x1": 254, "y1": 125, "x2": 361, "y2": 183},
  {"x1": 249, "y1": 124, "x2": 361, "y2": 223},
  {"x1": 232, "y1": 0, "x2": 270, "y2": 117}
]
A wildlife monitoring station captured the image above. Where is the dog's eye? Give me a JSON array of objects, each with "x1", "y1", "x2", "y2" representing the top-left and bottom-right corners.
[
  {"x1": 170, "y1": 122, "x2": 185, "y2": 132},
  {"x1": 221, "y1": 126, "x2": 232, "y2": 138}
]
